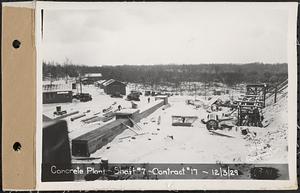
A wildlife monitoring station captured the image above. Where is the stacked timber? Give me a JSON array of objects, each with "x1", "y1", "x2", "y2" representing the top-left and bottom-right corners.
[
  {"x1": 53, "y1": 111, "x2": 79, "y2": 120},
  {"x1": 72, "y1": 119, "x2": 131, "y2": 157},
  {"x1": 71, "y1": 98, "x2": 167, "y2": 157},
  {"x1": 71, "y1": 114, "x2": 86, "y2": 121}
]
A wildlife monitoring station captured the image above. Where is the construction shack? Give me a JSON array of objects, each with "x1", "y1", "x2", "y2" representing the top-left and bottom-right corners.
[
  {"x1": 103, "y1": 79, "x2": 126, "y2": 96},
  {"x1": 43, "y1": 82, "x2": 73, "y2": 104},
  {"x1": 82, "y1": 73, "x2": 102, "y2": 85}
]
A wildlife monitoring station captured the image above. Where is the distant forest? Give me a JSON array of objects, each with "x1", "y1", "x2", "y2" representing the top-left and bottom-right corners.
[{"x1": 43, "y1": 61, "x2": 288, "y2": 86}]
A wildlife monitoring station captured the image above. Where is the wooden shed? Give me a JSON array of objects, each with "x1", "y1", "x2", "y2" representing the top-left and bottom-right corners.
[
  {"x1": 82, "y1": 73, "x2": 102, "y2": 85},
  {"x1": 103, "y1": 79, "x2": 126, "y2": 96},
  {"x1": 43, "y1": 83, "x2": 73, "y2": 104}
]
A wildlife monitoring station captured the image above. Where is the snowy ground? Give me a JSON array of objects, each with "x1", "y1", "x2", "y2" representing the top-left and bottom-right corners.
[
  {"x1": 243, "y1": 88, "x2": 288, "y2": 163},
  {"x1": 43, "y1": 85, "x2": 157, "y2": 139},
  {"x1": 91, "y1": 96, "x2": 250, "y2": 163},
  {"x1": 43, "y1": 84, "x2": 288, "y2": 164}
]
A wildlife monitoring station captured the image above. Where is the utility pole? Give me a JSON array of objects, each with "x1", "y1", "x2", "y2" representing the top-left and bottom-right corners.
[
  {"x1": 204, "y1": 82, "x2": 207, "y2": 100},
  {"x1": 189, "y1": 81, "x2": 191, "y2": 95},
  {"x1": 274, "y1": 85, "x2": 277, "y2": 104},
  {"x1": 194, "y1": 84, "x2": 197, "y2": 101},
  {"x1": 78, "y1": 74, "x2": 82, "y2": 94}
]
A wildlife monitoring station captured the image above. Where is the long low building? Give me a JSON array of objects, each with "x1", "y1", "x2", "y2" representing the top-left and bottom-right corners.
[
  {"x1": 72, "y1": 99, "x2": 166, "y2": 157},
  {"x1": 82, "y1": 73, "x2": 103, "y2": 85},
  {"x1": 43, "y1": 82, "x2": 73, "y2": 104}
]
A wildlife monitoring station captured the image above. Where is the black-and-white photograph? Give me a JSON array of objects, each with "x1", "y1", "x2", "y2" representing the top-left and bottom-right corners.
[{"x1": 39, "y1": 2, "x2": 296, "y2": 186}]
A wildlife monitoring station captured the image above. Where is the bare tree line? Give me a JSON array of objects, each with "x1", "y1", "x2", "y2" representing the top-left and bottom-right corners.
[{"x1": 43, "y1": 61, "x2": 288, "y2": 86}]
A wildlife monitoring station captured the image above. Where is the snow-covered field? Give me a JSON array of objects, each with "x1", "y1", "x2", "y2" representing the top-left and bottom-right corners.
[
  {"x1": 43, "y1": 84, "x2": 288, "y2": 164},
  {"x1": 91, "y1": 96, "x2": 249, "y2": 163}
]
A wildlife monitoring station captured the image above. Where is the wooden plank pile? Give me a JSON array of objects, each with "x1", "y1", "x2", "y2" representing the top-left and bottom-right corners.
[
  {"x1": 72, "y1": 99, "x2": 166, "y2": 157},
  {"x1": 72, "y1": 118, "x2": 131, "y2": 157}
]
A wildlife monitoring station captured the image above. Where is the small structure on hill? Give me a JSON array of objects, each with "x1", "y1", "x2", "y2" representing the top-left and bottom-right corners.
[
  {"x1": 230, "y1": 83, "x2": 267, "y2": 127},
  {"x1": 245, "y1": 84, "x2": 267, "y2": 107}
]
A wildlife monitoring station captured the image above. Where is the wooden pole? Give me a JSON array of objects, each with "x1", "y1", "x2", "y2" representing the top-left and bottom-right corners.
[
  {"x1": 263, "y1": 84, "x2": 266, "y2": 107},
  {"x1": 80, "y1": 76, "x2": 83, "y2": 94},
  {"x1": 204, "y1": 82, "x2": 207, "y2": 100},
  {"x1": 237, "y1": 106, "x2": 241, "y2": 126},
  {"x1": 274, "y1": 86, "x2": 277, "y2": 103},
  {"x1": 194, "y1": 84, "x2": 196, "y2": 101}
]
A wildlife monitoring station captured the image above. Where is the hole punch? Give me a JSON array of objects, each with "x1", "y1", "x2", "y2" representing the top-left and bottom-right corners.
[
  {"x1": 13, "y1": 142, "x2": 21, "y2": 151},
  {"x1": 12, "y1": 39, "x2": 21, "y2": 49}
]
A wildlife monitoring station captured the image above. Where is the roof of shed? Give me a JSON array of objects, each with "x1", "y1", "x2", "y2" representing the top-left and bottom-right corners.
[
  {"x1": 103, "y1": 79, "x2": 126, "y2": 87},
  {"x1": 85, "y1": 73, "x2": 102, "y2": 77},
  {"x1": 43, "y1": 82, "x2": 72, "y2": 92}
]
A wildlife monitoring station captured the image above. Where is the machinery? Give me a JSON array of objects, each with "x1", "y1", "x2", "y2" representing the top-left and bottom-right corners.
[
  {"x1": 201, "y1": 113, "x2": 234, "y2": 130},
  {"x1": 73, "y1": 74, "x2": 93, "y2": 102},
  {"x1": 110, "y1": 92, "x2": 122, "y2": 98},
  {"x1": 171, "y1": 115, "x2": 198, "y2": 127},
  {"x1": 53, "y1": 106, "x2": 67, "y2": 116},
  {"x1": 73, "y1": 93, "x2": 92, "y2": 102},
  {"x1": 200, "y1": 83, "x2": 267, "y2": 132},
  {"x1": 126, "y1": 90, "x2": 141, "y2": 101},
  {"x1": 236, "y1": 105, "x2": 263, "y2": 127}
]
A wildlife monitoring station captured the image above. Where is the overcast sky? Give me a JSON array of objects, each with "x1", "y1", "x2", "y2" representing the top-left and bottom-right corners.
[{"x1": 41, "y1": 3, "x2": 289, "y2": 66}]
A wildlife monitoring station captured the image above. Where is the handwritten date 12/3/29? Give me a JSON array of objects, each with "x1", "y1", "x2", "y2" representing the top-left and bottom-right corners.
[{"x1": 209, "y1": 167, "x2": 239, "y2": 177}]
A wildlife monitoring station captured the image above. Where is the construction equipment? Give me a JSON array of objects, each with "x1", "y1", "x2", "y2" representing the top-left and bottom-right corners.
[
  {"x1": 236, "y1": 105, "x2": 263, "y2": 127},
  {"x1": 227, "y1": 83, "x2": 266, "y2": 127},
  {"x1": 126, "y1": 90, "x2": 141, "y2": 101},
  {"x1": 171, "y1": 115, "x2": 198, "y2": 127},
  {"x1": 110, "y1": 92, "x2": 122, "y2": 98},
  {"x1": 73, "y1": 74, "x2": 93, "y2": 102},
  {"x1": 144, "y1": 90, "x2": 151, "y2": 96},
  {"x1": 201, "y1": 113, "x2": 234, "y2": 130},
  {"x1": 53, "y1": 106, "x2": 67, "y2": 116},
  {"x1": 245, "y1": 84, "x2": 267, "y2": 108},
  {"x1": 73, "y1": 93, "x2": 92, "y2": 102}
]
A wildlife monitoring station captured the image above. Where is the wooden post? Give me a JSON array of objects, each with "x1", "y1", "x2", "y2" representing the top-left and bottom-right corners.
[
  {"x1": 204, "y1": 82, "x2": 207, "y2": 100},
  {"x1": 274, "y1": 86, "x2": 277, "y2": 103},
  {"x1": 237, "y1": 106, "x2": 240, "y2": 126},
  {"x1": 263, "y1": 84, "x2": 266, "y2": 108},
  {"x1": 194, "y1": 84, "x2": 196, "y2": 101},
  {"x1": 79, "y1": 75, "x2": 83, "y2": 94}
]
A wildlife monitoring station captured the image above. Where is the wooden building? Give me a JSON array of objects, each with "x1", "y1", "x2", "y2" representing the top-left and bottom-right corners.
[
  {"x1": 96, "y1": 79, "x2": 107, "y2": 89},
  {"x1": 82, "y1": 73, "x2": 102, "y2": 85},
  {"x1": 103, "y1": 79, "x2": 126, "y2": 96},
  {"x1": 43, "y1": 82, "x2": 73, "y2": 104}
]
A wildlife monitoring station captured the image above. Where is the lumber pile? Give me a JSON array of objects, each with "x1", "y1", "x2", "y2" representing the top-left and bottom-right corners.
[
  {"x1": 72, "y1": 119, "x2": 131, "y2": 157},
  {"x1": 71, "y1": 98, "x2": 166, "y2": 157}
]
